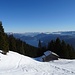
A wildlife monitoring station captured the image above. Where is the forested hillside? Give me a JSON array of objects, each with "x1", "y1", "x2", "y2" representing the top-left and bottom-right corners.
[
  {"x1": 0, "y1": 21, "x2": 39, "y2": 57},
  {"x1": 0, "y1": 21, "x2": 9, "y2": 54},
  {"x1": 0, "y1": 21, "x2": 75, "y2": 59},
  {"x1": 47, "y1": 38, "x2": 75, "y2": 59},
  {"x1": 8, "y1": 35, "x2": 39, "y2": 57}
]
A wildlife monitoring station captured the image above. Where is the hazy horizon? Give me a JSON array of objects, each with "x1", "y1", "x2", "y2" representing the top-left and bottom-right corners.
[{"x1": 6, "y1": 30, "x2": 75, "y2": 34}]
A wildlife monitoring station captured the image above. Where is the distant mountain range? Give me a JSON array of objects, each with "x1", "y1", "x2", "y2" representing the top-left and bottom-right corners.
[{"x1": 7, "y1": 31, "x2": 75, "y2": 48}]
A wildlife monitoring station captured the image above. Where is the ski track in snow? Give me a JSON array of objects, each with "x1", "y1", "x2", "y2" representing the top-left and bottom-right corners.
[{"x1": 0, "y1": 51, "x2": 75, "y2": 75}]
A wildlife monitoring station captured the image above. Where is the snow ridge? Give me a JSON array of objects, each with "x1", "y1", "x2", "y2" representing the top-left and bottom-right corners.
[{"x1": 0, "y1": 51, "x2": 75, "y2": 75}]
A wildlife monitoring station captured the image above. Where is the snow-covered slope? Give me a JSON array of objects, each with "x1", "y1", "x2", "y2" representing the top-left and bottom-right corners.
[{"x1": 0, "y1": 51, "x2": 75, "y2": 75}]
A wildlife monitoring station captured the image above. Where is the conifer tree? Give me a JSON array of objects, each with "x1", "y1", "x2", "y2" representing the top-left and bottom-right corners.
[
  {"x1": 61, "y1": 40, "x2": 68, "y2": 58},
  {"x1": 0, "y1": 21, "x2": 4, "y2": 32},
  {"x1": 55, "y1": 38, "x2": 61, "y2": 54},
  {"x1": 47, "y1": 38, "x2": 75, "y2": 59},
  {"x1": 38, "y1": 40, "x2": 41, "y2": 48},
  {"x1": 0, "y1": 21, "x2": 9, "y2": 54},
  {"x1": 48, "y1": 40, "x2": 55, "y2": 52},
  {"x1": 8, "y1": 35, "x2": 16, "y2": 51}
]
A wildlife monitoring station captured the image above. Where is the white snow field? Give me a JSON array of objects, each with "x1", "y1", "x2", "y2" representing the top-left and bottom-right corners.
[{"x1": 0, "y1": 51, "x2": 75, "y2": 75}]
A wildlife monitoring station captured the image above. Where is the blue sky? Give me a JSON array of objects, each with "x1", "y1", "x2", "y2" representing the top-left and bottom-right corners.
[{"x1": 0, "y1": 0, "x2": 75, "y2": 33}]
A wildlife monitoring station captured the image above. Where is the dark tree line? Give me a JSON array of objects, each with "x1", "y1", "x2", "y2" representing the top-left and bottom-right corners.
[
  {"x1": 0, "y1": 21, "x2": 9, "y2": 54},
  {"x1": 48, "y1": 38, "x2": 75, "y2": 59},
  {"x1": 1, "y1": 21, "x2": 75, "y2": 59},
  {"x1": 38, "y1": 40, "x2": 47, "y2": 56},
  {"x1": 8, "y1": 35, "x2": 39, "y2": 57},
  {"x1": 0, "y1": 21, "x2": 40, "y2": 57}
]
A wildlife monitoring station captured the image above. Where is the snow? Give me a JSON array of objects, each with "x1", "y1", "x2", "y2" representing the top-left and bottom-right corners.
[
  {"x1": 44, "y1": 50, "x2": 58, "y2": 57},
  {"x1": 52, "y1": 52, "x2": 59, "y2": 57},
  {"x1": 44, "y1": 50, "x2": 52, "y2": 56},
  {"x1": 0, "y1": 51, "x2": 75, "y2": 75}
]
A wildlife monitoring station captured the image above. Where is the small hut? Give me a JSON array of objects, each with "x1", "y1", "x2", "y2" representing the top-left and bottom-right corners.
[{"x1": 42, "y1": 50, "x2": 59, "y2": 62}]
